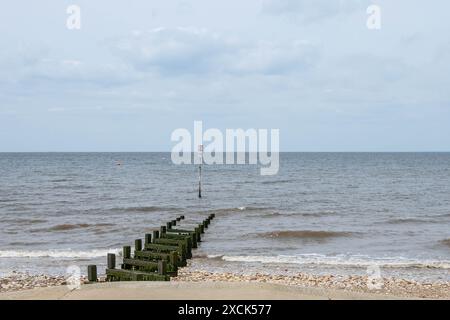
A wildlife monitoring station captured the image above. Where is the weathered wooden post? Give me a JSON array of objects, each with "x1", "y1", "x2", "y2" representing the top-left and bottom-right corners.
[
  {"x1": 160, "y1": 226, "x2": 166, "y2": 235},
  {"x1": 199, "y1": 223, "x2": 205, "y2": 234},
  {"x1": 158, "y1": 260, "x2": 167, "y2": 275},
  {"x1": 194, "y1": 227, "x2": 201, "y2": 242},
  {"x1": 178, "y1": 242, "x2": 187, "y2": 261},
  {"x1": 87, "y1": 265, "x2": 97, "y2": 282},
  {"x1": 107, "y1": 253, "x2": 116, "y2": 269},
  {"x1": 123, "y1": 246, "x2": 131, "y2": 259},
  {"x1": 191, "y1": 233, "x2": 197, "y2": 248},
  {"x1": 145, "y1": 233, "x2": 152, "y2": 245},
  {"x1": 171, "y1": 219, "x2": 177, "y2": 226},
  {"x1": 176, "y1": 217, "x2": 181, "y2": 222},
  {"x1": 135, "y1": 239, "x2": 142, "y2": 251},
  {"x1": 180, "y1": 215, "x2": 185, "y2": 220},
  {"x1": 167, "y1": 221, "x2": 172, "y2": 229},
  {"x1": 169, "y1": 251, "x2": 178, "y2": 267},
  {"x1": 152, "y1": 230, "x2": 159, "y2": 243}
]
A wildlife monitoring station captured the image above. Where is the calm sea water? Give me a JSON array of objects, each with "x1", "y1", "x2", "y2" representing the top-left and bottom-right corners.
[{"x1": 0, "y1": 153, "x2": 449, "y2": 281}]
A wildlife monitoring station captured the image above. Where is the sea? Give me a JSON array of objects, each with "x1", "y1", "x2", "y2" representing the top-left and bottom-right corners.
[{"x1": 0, "y1": 152, "x2": 449, "y2": 282}]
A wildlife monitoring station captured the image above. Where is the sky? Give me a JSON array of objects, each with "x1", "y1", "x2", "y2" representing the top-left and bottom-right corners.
[{"x1": 0, "y1": 0, "x2": 449, "y2": 152}]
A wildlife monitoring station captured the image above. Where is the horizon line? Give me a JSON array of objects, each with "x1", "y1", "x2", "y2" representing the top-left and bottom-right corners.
[{"x1": 0, "y1": 151, "x2": 449, "y2": 153}]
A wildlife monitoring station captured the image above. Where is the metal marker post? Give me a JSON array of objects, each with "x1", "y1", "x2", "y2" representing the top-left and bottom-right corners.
[{"x1": 198, "y1": 144, "x2": 203, "y2": 198}]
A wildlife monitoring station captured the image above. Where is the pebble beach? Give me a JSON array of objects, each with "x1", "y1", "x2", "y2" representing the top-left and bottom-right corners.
[
  {"x1": 2, "y1": 267, "x2": 449, "y2": 299},
  {"x1": 174, "y1": 269, "x2": 450, "y2": 299},
  {"x1": 0, "y1": 272, "x2": 69, "y2": 293}
]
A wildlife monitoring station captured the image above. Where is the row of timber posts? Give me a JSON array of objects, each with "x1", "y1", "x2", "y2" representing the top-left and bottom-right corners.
[{"x1": 86, "y1": 213, "x2": 216, "y2": 282}]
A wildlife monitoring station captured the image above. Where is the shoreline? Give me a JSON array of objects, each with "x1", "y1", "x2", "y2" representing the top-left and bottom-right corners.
[{"x1": 1, "y1": 269, "x2": 449, "y2": 299}]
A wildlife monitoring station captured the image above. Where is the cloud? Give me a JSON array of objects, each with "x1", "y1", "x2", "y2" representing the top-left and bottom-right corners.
[
  {"x1": 261, "y1": 0, "x2": 370, "y2": 22},
  {"x1": 0, "y1": 50, "x2": 138, "y2": 98},
  {"x1": 112, "y1": 27, "x2": 230, "y2": 75},
  {"x1": 111, "y1": 27, "x2": 319, "y2": 76},
  {"x1": 230, "y1": 40, "x2": 318, "y2": 75}
]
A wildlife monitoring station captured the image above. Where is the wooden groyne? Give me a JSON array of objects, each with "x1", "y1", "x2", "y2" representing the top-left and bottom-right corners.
[{"x1": 86, "y1": 214, "x2": 215, "y2": 282}]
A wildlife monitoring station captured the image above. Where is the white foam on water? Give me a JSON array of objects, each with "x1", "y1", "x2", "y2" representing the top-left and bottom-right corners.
[
  {"x1": 213, "y1": 254, "x2": 450, "y2": 269},
  {"x1": 0, "y1": 248, "x2": 121, "y2": 258}
]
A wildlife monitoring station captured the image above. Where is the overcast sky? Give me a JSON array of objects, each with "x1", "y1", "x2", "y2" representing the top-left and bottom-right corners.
[{"x1": 0, "y1": 0, "x2": 449, "y2": 151}]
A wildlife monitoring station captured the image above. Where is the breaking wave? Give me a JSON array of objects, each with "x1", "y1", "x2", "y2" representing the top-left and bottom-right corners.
[
  {"x1": 383, "y1": 218, "x2": 436, "y2": 224},
  {"x1": 0, "y1": 248, "x2": 121, "y2": 258},
  {"x1": 258, "y1": 211, "x2": 336, "y2": 218},
  {"x1": 256, "y1": 230, "x2": 353, "y2": 239},
  {"x1": 205, "y1": 207, "x2": 274, "y2": 216},
  {"x1": 258, "y1": 212, "x2": 284, "y2": 218},
  {"x1": 50, "y1": 223, "x2": 115, "y2": 231},
  {"x1": 31, "y1": 223, "x2": 115, "y2": 232},
  {"x1": 440, "y1": 239, "x2": 450, "y2": 248},
  {"x1": 210, "y1": 254, "x2": 450, "y2": 270},
  {"x1": 114, "y1": 206, "x2": 179, "y2": 213},
  {"x1": 236, "y1": 206, "x2": 268, "y2": 211}
]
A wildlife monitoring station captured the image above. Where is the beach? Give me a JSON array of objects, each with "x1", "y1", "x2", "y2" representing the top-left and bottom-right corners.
[
  {"x1": 1, "y1": 266, "x2": 449, "y2": 299},
  {"x1": 0, "y1": 281, "x2": 406, "y2": 300}
]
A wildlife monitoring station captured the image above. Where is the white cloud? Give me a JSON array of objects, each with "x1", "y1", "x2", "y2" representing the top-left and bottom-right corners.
[
  {"x1": 111, "y1": 27, "x2": 319, "y2": 76},
  {"x1": 112, "y1": 27, "x2": 229, "y2": 75},
  {"x1": 230, "y1": 40, "x2": 318, "y2": 75}
]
